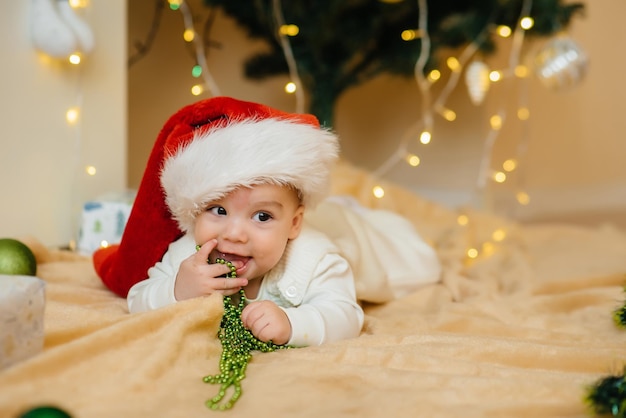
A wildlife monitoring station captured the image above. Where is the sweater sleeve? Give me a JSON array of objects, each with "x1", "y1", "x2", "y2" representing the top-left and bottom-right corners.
[
  {"x1": 283, "y1": 253, "x2": 364, "y2": 347},
  {"x1": 127, "y1": 234, "x2": 194, "y2": 313}
]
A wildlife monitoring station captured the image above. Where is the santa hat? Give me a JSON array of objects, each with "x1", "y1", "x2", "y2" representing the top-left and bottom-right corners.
[{"x1": 93, "y1": 96, "x2": 339, "y2": 298}]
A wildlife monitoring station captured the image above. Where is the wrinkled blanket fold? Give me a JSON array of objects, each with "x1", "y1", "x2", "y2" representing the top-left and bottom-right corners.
[{"x1": 1, "y1": 161, "x2": 626, "y2": 418}]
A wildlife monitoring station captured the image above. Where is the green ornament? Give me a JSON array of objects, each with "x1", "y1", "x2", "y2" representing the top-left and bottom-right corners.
[
  {"x1": 200, "y1": 256, "x2": 292, "y2": 410},
  {"x1": 19, "y1": 406, "x2": 72, "y2": 418},
  {"x1": 0, "y1": 238, "x2": 37, "y2": 276},
  {"x1": 586, "y1": 370, "x2": 626, "y2": 418}
]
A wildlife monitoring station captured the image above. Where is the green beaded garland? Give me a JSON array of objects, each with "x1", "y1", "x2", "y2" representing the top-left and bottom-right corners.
[{"x1": 200, "y1": 255, "x2": 291, "y2": 410}]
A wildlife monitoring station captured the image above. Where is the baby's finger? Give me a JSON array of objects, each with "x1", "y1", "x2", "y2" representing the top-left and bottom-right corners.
[
  {"x1": 195, "y1": 239, "x2": 217, "y2": 263},
  {"x1": 218, "y1": 277, "x2": 248, "y2": 295}
]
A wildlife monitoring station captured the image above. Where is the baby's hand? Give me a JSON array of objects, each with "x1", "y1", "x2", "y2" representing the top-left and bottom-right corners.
[
  {"x1": 174, "y1": 239, "x2": 248, "y2": 301},
  {"x1": 241, "y1": 301, "x2": 291, "y2": 345}
]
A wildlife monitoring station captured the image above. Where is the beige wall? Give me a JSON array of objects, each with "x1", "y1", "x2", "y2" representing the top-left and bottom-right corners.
[
  {"x1": 128, "y1": 0, "x2": 626, "y2": 223},
  {"x1": 1, "y1": 1, "x2": 127, "y2": 247}
]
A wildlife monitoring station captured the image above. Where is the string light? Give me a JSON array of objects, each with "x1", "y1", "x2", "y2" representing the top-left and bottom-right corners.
[
  {"x1": 496, "y1": 25, "x2": 512, "y2": 38},
  {"x1": 176, "y1": 0, "x2": 221, "y2": 97},
  {"x1": 517, "y1": 107, "x2": 530, "y2": 120},
  {"x1": 284, "y1": 82, "x2": 297, "y2": 93},
  {"x1": 516, "y1": 191, "x2": 530, "y2": 205},
  {"x1": 520, "y1": 17, "x2": 534, "y2": 30},
  {"x1": 405, "y1": 154, "x2": 420, "y2": 167},
  {"x1": 279, "y1": 24, "x2": 299, "y2": 36},
  {"x1": 492, "y1": 171, "x2": 506, "y2": 183},
  {"x1": 66, "y1": 108, "x2": 79, "y2": 124},
  {"x1": 489, "y1": 70, "x2": 502, "y2": 82},
  {"x1": 85, "y1": 166, "x2": 97, "y2": 176},
  {"x1": 419, "y1": 131, "x2": 432, "y2": 144},
  {"x1": 427, "y1": 69, "x2": 441, "y2": 82},
  {"x1": 372, "y1": 186, "x2": 385, "y2": 199},
  {"x1": 502, "y1": 159, "x2": 517, "y2": 172},
  {"x1": 273, "y1": 0, "x2": 305, "y2": 112},
  {"x1": 191, "y1": 84, "x2": 204, "y2": 96},
  {"x1": 69, "y1": 54, "x2": 82, "y2": 65}
]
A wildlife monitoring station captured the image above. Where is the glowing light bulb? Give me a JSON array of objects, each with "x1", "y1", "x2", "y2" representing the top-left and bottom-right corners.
[
  {"x1": 69, "y1": 0, "x2": 88, "y2": 8},
  {"x1": 419, "y1": 131, "x2": 431, "y2": 144},
  {"x1": 100, "y1": 240, "x2": 109, "y2": 248},
  {"x1": 496, "y1": 25, "x2": 512, "y2": 38},
  {"x1": 279, "y1": 24, "x2": 299, "y2": 36},
  {"x1": 66, "y1": 108, "x2": 79, "y2": 124},
  {"x1": 467, "y1": 248, "x2": 479, "y2": 259},
  {"x1": 492, "y1": 228, "x2": 506, "y2": 242},
  {"x1": 427, "y1": 69, "x2": 441, "y2": 82},
  {"x1": 457, "y1": 215, "x2": 469, "y2": 226},
  {"x1": 69, "y1": 54, "x2": 81, "y2": 65},
  {"x1": 406, "y1": 154, "x2": 420, "y2": 167},
  {"x1": 446, "y1": 57, "x2": 461, "y2": 72},
  {"x1": 517, "y1": 107, "x2": 530, "y2": 121},
  {"x1": 168, "y1": 0, "x2": 181, "y2": 10},
  {"x1": 191, "y1": 65, "x2": 202, "y2": 78},
  {"x1": 191, "y1": 84, "x2": 204, "y2": 96},
  {"x1": 502, "y1": 159, "x2": 517, "y2": 172},
  {"x1": 440, "y1": 108, "x2": 456, "y2": 121},
  {"x1": 372, "y1": 186, "x2": 385, "y2": 199},
  {"x1": 515, "y1": 65, "x2": 529, "y2": 78},
  {"x1": 520, "y1": 17, "x2": 534, "y2": 30},
  {"x1": 493, "y1": 171, "x2": 506, "y2": 183},
  {"x1": 401, "y1": 29, "x2": 423, "y2": 41},
  {"x1": 482, "y1": 242, "x2": 495, "y2": 256},
  {"x1": 490, "y1": 115, "x2": 502, "y2": 130},
  {"x1": 516, "y1": 191, "x2": 530, "y2": 205},
  {"x1": 489, "y1": 71, "x2": 502, "y2": 82},
  {"x1": 284, "y1": 82, "x2": 297, "y2": 93},
  {"x1": 85, "y1": 165, "x2": 97, "y2": 176},
  {"x1": 183, "y1": 29, "x2": 195, "y2": 42}
]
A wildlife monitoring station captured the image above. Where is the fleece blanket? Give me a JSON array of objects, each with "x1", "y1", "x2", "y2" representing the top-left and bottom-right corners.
[{"x1": 1, "y1": 161, "x2": 626, "y2": 418}]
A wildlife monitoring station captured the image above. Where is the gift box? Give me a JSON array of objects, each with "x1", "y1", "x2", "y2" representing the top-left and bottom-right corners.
[
  {"x1": 77, "y1": 191, "x2": 135, "y2": 255},
  {"x1": 0, "y1": 275, "x2": 46, "y2": 370}
]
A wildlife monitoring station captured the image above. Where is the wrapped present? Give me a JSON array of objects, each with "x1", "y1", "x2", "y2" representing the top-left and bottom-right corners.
[
  {"x1": 77, "y1": 191, "x2": 135, "y2": 255},
  {"x1": 0, "y1": 275, "x2": 46, "y2": 370}
]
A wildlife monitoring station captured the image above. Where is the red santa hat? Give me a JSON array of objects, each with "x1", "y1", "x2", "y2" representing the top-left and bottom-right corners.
[{"x1": 93, "y1": 96, "x2": 339, "y2": 298}]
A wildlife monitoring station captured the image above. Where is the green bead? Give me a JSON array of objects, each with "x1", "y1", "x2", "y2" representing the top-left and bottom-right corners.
[{"x1": 19, "y1": 406, "x2": 72, "y2": 418}]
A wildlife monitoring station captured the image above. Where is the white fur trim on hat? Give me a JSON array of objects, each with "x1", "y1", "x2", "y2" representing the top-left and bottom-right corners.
[{"x1": 160, "y1": 117, "x2": 339, "y2": 232}]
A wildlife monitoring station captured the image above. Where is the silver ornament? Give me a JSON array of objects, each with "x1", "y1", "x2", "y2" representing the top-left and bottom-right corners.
[{"x1": 534, "y1": 36, "x2": 589, "y2": 91}]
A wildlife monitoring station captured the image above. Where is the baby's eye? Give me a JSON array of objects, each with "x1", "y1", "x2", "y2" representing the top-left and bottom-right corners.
[
  {"x1": 208, "y1": 206, "x2": 227, "y2": 216},
  {"x1": 253, "y1": 211, "x2": 272, "y2": 222}
]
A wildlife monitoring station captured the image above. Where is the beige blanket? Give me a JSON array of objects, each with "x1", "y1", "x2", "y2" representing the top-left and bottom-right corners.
[{"x1": 2, "y1": 161, "x2": 626, "y2": 417}]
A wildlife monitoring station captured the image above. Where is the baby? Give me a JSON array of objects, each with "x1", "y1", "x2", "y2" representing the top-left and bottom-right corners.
[{"x1": 93, "y1": 97, "x2": 441, "y2": 347}]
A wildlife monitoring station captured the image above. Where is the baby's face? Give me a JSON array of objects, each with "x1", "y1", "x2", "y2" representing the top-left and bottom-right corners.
[{"x1": 193, "y1": 184, "x2": 304, "y2": 281}]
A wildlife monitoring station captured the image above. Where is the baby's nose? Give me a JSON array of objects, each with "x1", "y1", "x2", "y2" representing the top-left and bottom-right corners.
[{"x1": 221, "y1": 219, "x2": 247, "y2": 242}]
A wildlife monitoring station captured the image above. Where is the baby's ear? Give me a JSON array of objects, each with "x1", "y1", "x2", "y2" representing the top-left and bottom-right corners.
[{"x1": 288, "y1": 205, "x2": 305, "y2": 240}]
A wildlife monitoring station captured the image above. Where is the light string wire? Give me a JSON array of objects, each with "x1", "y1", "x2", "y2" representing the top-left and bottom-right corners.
[
  {"x1": 372, "y1": 0, "x2": 430, "y2": 179},
  {"x1": 70, "y1": 49, "x2": 86, "y2": 251},
  {"x1": 272, "y1": 0, "x2": 305, "y2": 113},
  {"x1": 474, "y1": 0, "x2": 532, "y2": 208},
  {"x1": 372, "y1": 4, "x2": 492, "y2": 180},
  {"x1": 179, "y1": 0, "x2": 221, "y2": 96}
]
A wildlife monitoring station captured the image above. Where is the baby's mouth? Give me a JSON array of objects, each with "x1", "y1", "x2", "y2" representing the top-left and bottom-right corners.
[{"x1": 211, "y1": 252, "x2": 248, "y2": 272}]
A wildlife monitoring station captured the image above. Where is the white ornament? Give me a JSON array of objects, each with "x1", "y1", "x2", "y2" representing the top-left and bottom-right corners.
[
  {"x1": 534, "y1": 36, "x2": 588, "y2": 91},
  {"x1": 30, "y1": 0, "x2": 94, "y2": 58},
  {"x1": 57, "y1": 0, "x2": 94, "y2": 54},
  {"x1": 465, "y1": 60, "x2": 490, "y2": 105}
]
